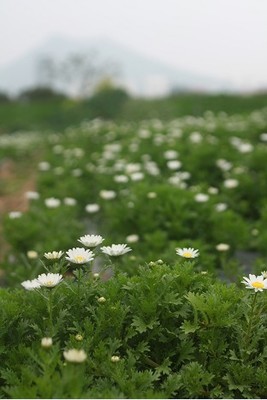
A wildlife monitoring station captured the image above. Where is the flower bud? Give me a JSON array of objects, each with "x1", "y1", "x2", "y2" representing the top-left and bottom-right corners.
[
  {"x1": 97, "y1": 296, "x2": 106, "y2": 303},
  {"x1": 111, "y1": 355, "x2": 120, "y2": 363},
  {"x1": 41, "y1": 337, "x2": 53, "y2": 348}
]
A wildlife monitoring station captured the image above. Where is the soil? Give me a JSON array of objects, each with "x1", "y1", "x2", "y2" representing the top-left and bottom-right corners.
[{"x1": 0, "y1": 158, "x2": 36, "y2": 262}]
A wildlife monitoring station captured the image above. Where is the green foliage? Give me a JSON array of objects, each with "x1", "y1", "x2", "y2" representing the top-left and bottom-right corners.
[{"x1": 1, "y1": 262, "x2": 267, "y2": 398}]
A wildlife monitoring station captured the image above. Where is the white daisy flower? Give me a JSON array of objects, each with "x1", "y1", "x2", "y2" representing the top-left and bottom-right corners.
[
  {"x1": 241, "y1": 274, "x2": 267, "y2": 292},
  {"x1": 27, "y1": 250, "x2": 38, "y2": 259},
  {"x1": 223, "y1": 179, "x2": 239, "y2": 189},
  {"x1": 194, "y1": 193, "x2": 209, "y2": 203},
  {"x1": 25, "y1": 191, "x2": 40, "y2": 200},
  {"x1": 9, "y1": 211, "x2": 22, "y2": 219},
  {"x1": 63, "y1": 197, "x2": 77, "y2": 206},
  {"x1": 216, "y1": 243, "x2": 230, "y2": 252},
  {"x1": 63, "y1": 349, "x2": 87, "y2": 363},
  {"x1": 21, "y1": 279, "x2": 41, "y2": 290},
  {"x1": 45, "y1": 197, "x2": 61, "y2": 208},
  {"x1": 44, "y1": 250, "x2": 64, "y2": 260},
  {"x1": 65, "y1": 247, "x2": 94, "y2": 264},
  {"x1": 167, "y1": 160, "x2": 182, "y2": 170},
  {"x1": 101, "y1": 244, "x2": 132, "y2": 256},
  {"x1": 38, "y1": 161, "x2": 50, "y2": 171},
  {"x1": 99, "y1": 190, "x2": 116, "y2": 200},
  {"x1": 126, "y1": 234, "x2": 139, "y2": 244},
  {"x1": 176, "y1": 247, "x2": 199, "y2": 258},
  {"x1": 37, "y1": 273, "x2": 63, "y2": 288},
  {"x1": 78, "y1": 234, "x2": 104, "y2": 248},
  {"x1": 85, "y1": 203, "x2": 100, "y2": 213}
]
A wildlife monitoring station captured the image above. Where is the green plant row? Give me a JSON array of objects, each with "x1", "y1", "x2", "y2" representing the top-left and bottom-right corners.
[{"x1": 1, "y1": 255, "x2": 267, "y2": 399}]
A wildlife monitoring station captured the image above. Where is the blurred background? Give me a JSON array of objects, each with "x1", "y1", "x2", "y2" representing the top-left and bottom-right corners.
[{"x1": 0, "y1": 0, "x2": 267, "y2": 130}]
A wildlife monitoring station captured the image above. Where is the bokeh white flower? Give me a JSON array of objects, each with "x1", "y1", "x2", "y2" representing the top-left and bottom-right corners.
[{"x1": 63, "y1": 349, "x2": 87, "y2": 363}]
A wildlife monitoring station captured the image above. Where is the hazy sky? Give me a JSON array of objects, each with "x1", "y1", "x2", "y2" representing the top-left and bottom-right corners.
[{"x1": 1, "y1": 0, "x2": 267, "y2": 90}]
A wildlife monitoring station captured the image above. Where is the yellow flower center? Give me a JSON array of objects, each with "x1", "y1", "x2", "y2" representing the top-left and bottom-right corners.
[
  {"x1": 252, "y1": 281, "x2": 264, "y2": 289},
  {"x1": 183, "y1": 252, "x2": 193, "y2": 258},
  {"x1": 74, "y1": 255, "x2": 85, "y2": 263},
  {"x1": 46, "y1": 281, "x2": 54, "y2": 287}
]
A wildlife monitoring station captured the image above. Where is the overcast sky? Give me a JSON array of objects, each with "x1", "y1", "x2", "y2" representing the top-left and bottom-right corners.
[{"x1": 1, "y1": 0, "x2": 267, "y2": 90}]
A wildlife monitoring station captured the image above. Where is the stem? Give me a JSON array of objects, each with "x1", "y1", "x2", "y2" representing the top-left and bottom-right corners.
[
  {"x1": 244, "y1": 292, "x2": 258, "y2": 348},
  {"x1": 77, "y1": 268, "x2": 82, "y2": 304},
  {"x1": 47, "y1": 289, "x2": 53, "y2": 335},
  {"x1": 143, "y1": 356, "x2": 160, "y2": 368}
]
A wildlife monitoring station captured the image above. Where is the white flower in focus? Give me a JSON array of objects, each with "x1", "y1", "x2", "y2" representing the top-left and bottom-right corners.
[
  {"x1": 21, "y1": 279, "x2": 41, "y2": 290},
  {"x1": 101, "y1": 244, "x2": 132, "y2": 256},
  {"x1": 25, "y1": 191, "x2": 40, "y2": 200},
  {"x1": 85, "y1": 204, "x2": 100, "y2": 213},
  {"x1": 78, "y1": 234, "x2": 104, "y2": 248},
  {"x1": 176, "y1": 247, "x2": 199, "y2": 258},
  {"x1": 241, "y1": 274, "x2": 267, "y2": 292},
  {"x1": 63, "y1": 197, "x2": 77, "y2": 206},
  {"x1": 216, "y1": 243, "x2": 230, "y2": 252},
  {"x1": 9, "y1": 211, "x2": 22, "y2": 219},
  {"x1": 45, "y1": 197, "x2": 61, "y2": 208},
  {"x1": 66, "y1": 247, "x2": 94, "y2": 264},
  {"x1": 99, "y1": 190, "x2": 116, "y2": 200},
  {"x1": 194, "y1": 193, "x2": 209, "y2": 203},
  {"x1": 126, "y1": 234, "x2": 139, "y2": 243},
  {"x1": 41, "y1": 337, "x2": 53, "y2": 348},
  {"x1": 63, "y1": 349, "x2": 87, "y2": 363},
  {"x1": 37, "y1": 273, "x2": 63, "y2": 288},
  {"x1": 44, "y1": 251, "x2": 64, "y2": 260},
  {"x1": 223, "y1": 179, "x2": 239, "y2": 189}
]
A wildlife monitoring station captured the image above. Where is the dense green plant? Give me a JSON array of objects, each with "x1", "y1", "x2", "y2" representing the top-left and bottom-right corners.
[{"x1": 1, "y1": 257, "x2": 267, "y2": 399}]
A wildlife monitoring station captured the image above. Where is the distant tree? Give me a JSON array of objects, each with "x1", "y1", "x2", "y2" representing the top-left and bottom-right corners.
[
  {"x1": 36, "y1": 52, "x2": 119, "y2": 99},
  {"x1": 18, "y1": 86, "x2": 66, "y2": 102},
  {"x1": 0, "y1": 91, "x2": 11, "y2": 103},
  {"x1": 89, "y1": 79, "x2": 129, "y2": 118}
]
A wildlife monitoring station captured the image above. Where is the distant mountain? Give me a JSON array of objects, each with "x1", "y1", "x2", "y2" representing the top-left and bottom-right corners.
[{"x1": 0, "y1": 35, "x2": 230, "y2": 97}]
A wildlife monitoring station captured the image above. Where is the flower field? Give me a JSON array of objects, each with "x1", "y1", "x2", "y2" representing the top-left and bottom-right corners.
[{"x1": 1, "y1": 105, "x2": 267, "y2": 398}]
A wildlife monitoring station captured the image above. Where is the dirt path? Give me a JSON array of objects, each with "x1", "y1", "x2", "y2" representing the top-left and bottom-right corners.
[{"x1": 0, "y1": 159, "x2": 37, "y2": 261}]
